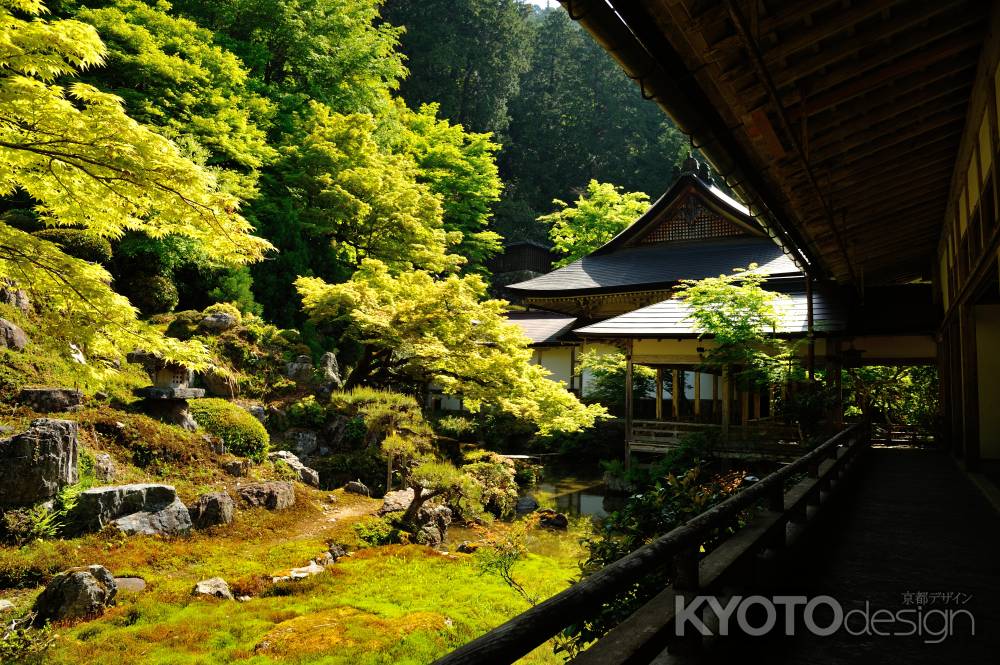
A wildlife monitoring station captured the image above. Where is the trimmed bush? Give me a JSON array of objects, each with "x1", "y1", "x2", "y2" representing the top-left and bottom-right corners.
[
  {"x1": 34, "y1": 228, "x2": 113, "y2": 263},
  {"x1": 189, "y1": 398, "x2": 270, "y2": 461},
  {"x1": 123, "y1": 273, "x2": 179, "y2": 315}
]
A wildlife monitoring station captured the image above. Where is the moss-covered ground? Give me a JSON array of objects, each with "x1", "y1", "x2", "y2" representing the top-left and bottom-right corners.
[{"x1": 0, "y1": 404, "x2": 586, "y2": 663}]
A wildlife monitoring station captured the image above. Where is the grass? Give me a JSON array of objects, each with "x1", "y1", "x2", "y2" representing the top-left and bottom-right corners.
[{"x1": 13, "y1": 511, "x2": 583, "y2": 664}]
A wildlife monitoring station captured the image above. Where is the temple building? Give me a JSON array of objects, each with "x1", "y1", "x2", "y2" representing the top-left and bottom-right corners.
[{"x1": 506, "y1": 158, "x2": 936, "y2": 459}]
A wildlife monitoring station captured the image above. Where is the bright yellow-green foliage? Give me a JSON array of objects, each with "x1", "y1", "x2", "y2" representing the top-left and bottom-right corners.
[
  {"x1": 0, "y1": 0, "x2": 271, "y2": 368},
  {"x1": 189, "y1": 398, "x2": 270, "y2": 461},
  {"x1": 297, "y1": 260, "x2": 607, "y2": 435},
  {"x1": 542, "y1": 180, "x2": 650, "y2": 267},
  {"x1": 280, "y1": 102, "x2": 463, "y2": 273},
  {"x1": 388, "y1": 100, "x2": 503, "y2": 269}
]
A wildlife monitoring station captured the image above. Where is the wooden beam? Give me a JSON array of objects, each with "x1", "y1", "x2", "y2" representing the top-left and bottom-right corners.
[
  {"x1": 786, "y1": 31, "x2": 982, "y2": 118},
  {"x1": 759, "y1": 0, "x2": 898, "y2": 66},
  {"x1": 811, "y1": 113, "x2": 966, "y2": 165}
]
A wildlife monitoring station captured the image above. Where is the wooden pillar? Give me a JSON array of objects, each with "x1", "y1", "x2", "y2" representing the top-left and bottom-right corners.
[
  {"x1": 959, "y1": 304, "x2": 980, "y2": 469},
  {"x1": 712, "y1": 373, "x2": 720, "y2": 421},
  {"x1": 625, "y1": 340, "x2": 634, "y2": 471},
  {"x1": 721, "y1": 368, "x2": 731, "y2": 437},
  {"x1": 753, "y1": 390, "x2": 761, "y2": 420},
  {"x1": 655, "y1": 367, "x2": 664, "y2": 421},
  {"x1": 672, "y1": 369, "x2": 680, "y2": 419},
  {"x1": 694, "y1": 372, "x2": 702, "y2": 419},
  {"x1": 806, "y1": 278, "x2": 816, "y2": 381},
  {"x1": 741, "y1": 388, "x2": 750, "y2": 428}
]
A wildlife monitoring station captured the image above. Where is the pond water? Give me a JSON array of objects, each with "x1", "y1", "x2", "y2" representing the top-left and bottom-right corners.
[{"x1": 443, "y1": 470, "x2": 623, "y2": 555}]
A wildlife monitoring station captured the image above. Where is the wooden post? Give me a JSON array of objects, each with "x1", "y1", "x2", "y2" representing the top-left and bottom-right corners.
[
  {"x1": 741, "y1": 388, "x2": 750, "y2": 428},
  {"x1": 712, "y1": 373, "x2": 719, "y2": 421},
  {"x1": 721, "y1": 368, "x2": 731, "y2": 437},
  {"x1": 753, "y1": 390, "x2": 761, "y2": 420},
  {"x1": 806, "y1": 277, "x2": 816, "y2": 381},
  {"x1": 625, "y1": 340, "x2": 634, "y2": 472},
  {"x1": 672, "y1": 369, "x2": 680, "y2": 419},
  {"x1": 694, "y1": 371, "x2": 702, "y2": 419},
  {"x1": 655, "y1": 367, "x2": 664, "y2": 421}
]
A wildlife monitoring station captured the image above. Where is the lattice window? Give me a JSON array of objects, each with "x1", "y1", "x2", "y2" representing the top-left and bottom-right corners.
[{"x1": 639, "y1": 197, "x2": 747, "y2": 244}]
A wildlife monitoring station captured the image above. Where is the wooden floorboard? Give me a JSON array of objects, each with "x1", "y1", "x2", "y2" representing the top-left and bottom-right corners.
[{"x1": 700, "y1": 447, "x2": 1000, "y2": 664}]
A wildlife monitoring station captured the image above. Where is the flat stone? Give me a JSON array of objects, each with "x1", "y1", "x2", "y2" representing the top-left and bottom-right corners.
[
  {"x1": 344, "y1": 480, "x2": 370, "y2": 496},
  {"x1": 112, "y1": 498, "x2": 192, "y2": 536},
  {"x1": 0, "y1": 599, "x2": 14, "y2": 612},
  {"x1": 289, "y1": 561, "x2": 325, "y2": 580},
  {"x1": 16, "y1": 388, "x2": 83, "y2": 412},
  {"x1": 136, "y1": 386, "x2": 206, "y2": 400},
  {"x1": 379, "y1": 489, "x2": 414, "y2": 515},
  {"x1": 113, "y1": 577, "x2": 146, "y2": 593}
]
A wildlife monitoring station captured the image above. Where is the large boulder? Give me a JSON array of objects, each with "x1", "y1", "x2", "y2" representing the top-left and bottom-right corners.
[
  {"x1": 16, "y1": 388, "x2": 84, "y2": 412},
  {"x1": 202, "y1": 369, "x2": 238, "y2": 398},
  {"x1": 343, "y1": 480, "x2": 370, "y2": 497},
  {"x1": 285, "y1": 355, "x2": 314, "y2": 384},
  {"x1": 268, "y1": 450, "x2": 320, "y2": 487},
  {"x1": 73, "y1": 484, "x2": 191, "y2": 535},
  {"x1": 199, "y1": 311, "x2": 238, "y2": 334},
  {"x1": 188, "y1": 492, "x2": 235, "y2": 528},
  {"x1": 0, "y1": 419, "x2": 78, "y2": 507},
  {"x1": 193, "y1": 577, "x2": 233, "y2": 600},
  {"x1": 139, "y1": 398, "x2": 198, "y2": 431},
  {"x1": 318, "y1": 352, "x2": 343, "y2": 388},
  {"x1": 0, "y1": 318, "x2": 27, "y2": 351},
  {"x1": 379, "y1": 489, "x2": 414, "y2": 515},
  {"x1": 238, "y1": 481, "x2": 295, "y2": 510},
  {"x1": 415, "y1": 504, "x2": 452, "y2": 547},
  {"x1": 32, "y1": 565, "x2": 117, "y2": 625},
  {"x1": 515, "y1": 495, "x2": 539, "y2": 514}
]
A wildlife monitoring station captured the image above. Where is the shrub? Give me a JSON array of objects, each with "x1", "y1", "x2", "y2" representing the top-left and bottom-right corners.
[
  {"x1": 34, "y1": 228, "x2": 113, "y2": 263},
  {"x1": 0, "y1": 506, "x2": 59, "y2": 546},
  {"x1": 461, "y1": 451, "x2": 518, "y2": 518},
  {"x1": 353, "y1": 516, "x2": 401, "y2": 547},
  {"x1": 123, "y1": 273, "x2": 179, "y2": 315},
  {"x1": 165, "y1": 310, "x2": 202, "y2": 340},
  {"x1": 435, "y1": 415, "x2": 476, "y2": 439},
  {"x1": 287, "y1": 395, "x2": 327, "y2": 429},
  {"x1": 189, "y1": 398, "x2": 270, "y2": 461}
]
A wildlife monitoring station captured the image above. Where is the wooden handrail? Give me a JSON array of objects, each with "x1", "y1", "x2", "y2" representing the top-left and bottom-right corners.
[{"x1": 433, "y1": 423, "x2": 866, "y2": 665}]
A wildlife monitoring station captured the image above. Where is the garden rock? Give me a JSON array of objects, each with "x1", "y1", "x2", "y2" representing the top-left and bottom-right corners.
[
  {"x1": 0, "y1": 318, "x2": 27, "y2": 351},
  {"x1": 238, "y1": 481, "x2": 295, "y2": 510},
  {"x1": 74, "y1": 483, "x2": 191, "y2": 535},
  {"x1": 245, "y1": 404, "x2": 267, "y2": 424},
  {"x1": 328, "y1": 543, "x2": 348, "y2": 560},
  {"x1": 289, "y1": 561, "x2": 325, "y2": 580},
  {"x1": 268, "y1": 450, "x2": 320, "y2": 487},
  {"x1": 0, "y1": 418, "x2": 78, "y2": 507},
  {"x1": 285, "y1": 355, "x2": 314, "y2": 383},
  {"x1": 223, "y1": 459, "x2": 252, "y2": 477},
  {"x1": 93, "y1": 453, "x2": 115, "y2": 482},
  {"x1": 537, "y1": 509, "x2": 569, "y2": 530},
  {"x1": 515, "y1": 495, "x2": 539, "y2": 514},
  {"x1": 188, "y1": 492, "x2": 235, "y2": 528},
  {"x1": 0, "y1": 600, "x2": 13, "y2": 612},
  {"x1": 140, "y1": 398, "x2": 198, "y2": 431},
  {"x1": 379, "y1": 489, "x2": 414, "y2": 515},
  {"x1": 193, "y1": 577, "x2": 233, "y2": 600},
  {"x1": 456, "y1": 541, "x2": 481, "y2": 554},
  {"x1": 318, "y1": 352, "x2": 343, "y2": 388},
  {"x1": 415, "y1": 504, "x2": 452, "y2": 547},
  {"x1": 0, "y1": 286, "x2": 30, "y2": 314},
  {"x1": 114, "y1": 577, "x2": 146, "y2": 593},
  {"x1": 16, "y1": 388, "x2": 83, "y2": 412},
  {"x1": 202, "y1": 369, "x2": 237, "y2": 397},
  {"x1": 32, "y1": 565, "x2": 117, "y2": 624},
  {"x1": 344, "y1": 480, "x2": 370, "y2": 496},
  {"x1": 199, "y1": 311, "x2": 238, "y2": 333},
  {"x1": 289, "y1": 429, "x2": 318, "y2": 458}
]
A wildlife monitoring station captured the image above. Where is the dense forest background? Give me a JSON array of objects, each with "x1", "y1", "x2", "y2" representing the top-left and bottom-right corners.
[{"x1": 6, "y1": 0, "x2": 688, "y2": 332}]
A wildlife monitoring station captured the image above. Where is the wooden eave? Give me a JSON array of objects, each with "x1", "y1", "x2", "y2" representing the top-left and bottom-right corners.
[{"x1": 558, "y1": 0, "x2": 992, "y2": 286}]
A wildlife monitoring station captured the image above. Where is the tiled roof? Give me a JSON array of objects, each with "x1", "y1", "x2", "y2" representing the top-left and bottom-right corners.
[
  {"x1": 507, "y1": 237, "x2": 800, "y2": 294},
  {"x1": 574, "y1": 288, "x2": 846, "y2": 337},
  {"x1": 505, "y1": 311, "x2": 579, "y2": 344}
]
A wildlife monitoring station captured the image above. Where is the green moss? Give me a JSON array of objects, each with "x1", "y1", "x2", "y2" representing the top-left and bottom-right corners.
[{"x1": 188, "y1": 398, "x2": 269, "y2": 461}]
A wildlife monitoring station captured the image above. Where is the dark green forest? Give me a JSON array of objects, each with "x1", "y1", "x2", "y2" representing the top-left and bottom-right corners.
[{"x1": 6, "y1": 0, "x2": 687, "y2": 330}]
